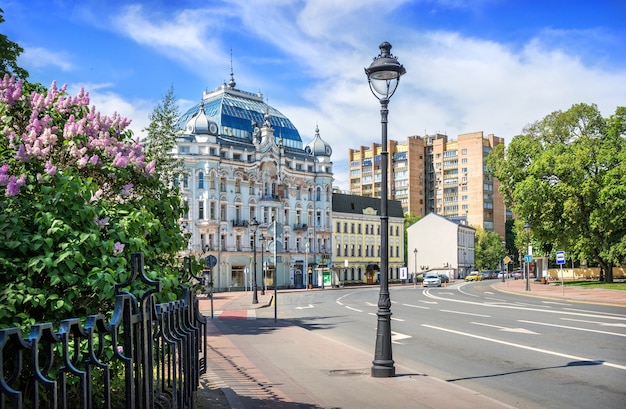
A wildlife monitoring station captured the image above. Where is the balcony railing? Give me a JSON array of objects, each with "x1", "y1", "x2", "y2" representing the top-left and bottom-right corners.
[
  {"x1": 232, "y1": 219, "x2": 249, "y2": 227},
  {"x1": 293, "y1": 223, "x2": 308, "y2": 231}
]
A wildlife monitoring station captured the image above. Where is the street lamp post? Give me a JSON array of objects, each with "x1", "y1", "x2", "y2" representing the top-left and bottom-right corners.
[
  {"x1": 501, "y1": 240, "x2": 506, "y2": 283},
  {"x1": 250, "y1": 218, "x2": 260, "y2": 304},
  {"x1": 524, "y1": 222, "x2": 531, "y2": 292},
  {"x1": 260, "y1": 233, "x2": 266, "y2": 296},
  {"x1": 413, "y1": 248, "x2": 418, "y2": 286},
  {"x1": 365, "y1": 41, "x2": 405, "y2": 378}
]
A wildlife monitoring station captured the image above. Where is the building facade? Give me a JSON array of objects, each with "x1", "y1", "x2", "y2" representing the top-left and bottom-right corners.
[
  {"x1": 407, "y1": 212, "x2": 475, "y2": 279},
  {"x1": 175, "y1": 77, "x2": 333, "y2": 291},
  {"x1": 349, "y1": 131, "x2": 506, "y2": 237},
  {"x1": 331, "y1": 193, "x2": 405, "y2": 285}
]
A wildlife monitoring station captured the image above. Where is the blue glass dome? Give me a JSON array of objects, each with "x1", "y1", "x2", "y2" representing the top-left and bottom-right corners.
[{"x1": 177, "y1": 83, "x2": 302, "y2": 149}]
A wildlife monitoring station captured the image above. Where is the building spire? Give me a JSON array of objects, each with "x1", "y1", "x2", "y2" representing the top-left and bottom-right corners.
[{"x1": 228, "y1": 48, "x2": 236, "y2": 89}]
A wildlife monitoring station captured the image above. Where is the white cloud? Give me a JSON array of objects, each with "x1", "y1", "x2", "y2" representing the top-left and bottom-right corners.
[{"x1": 21, "y1": 47, "x2": 74, "y2": 71}]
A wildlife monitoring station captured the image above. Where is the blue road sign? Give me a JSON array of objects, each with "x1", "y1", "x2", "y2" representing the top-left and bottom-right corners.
[
  {"x1": 524, "y1": 255, "x2": 532, "y2": 263},
  {"x1": 556, "y1": 251, "x2": 566, "y2": 265}
]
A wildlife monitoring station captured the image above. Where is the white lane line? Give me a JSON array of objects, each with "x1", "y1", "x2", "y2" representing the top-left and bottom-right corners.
[
  {"x1": 419, "y1": 300, "x2": 438, "y2": 304},
  {"x1": 403, "y1": 303, "x2": 430, "y2": 310},
  {"x1": 472, "y1": 321, "x2": 539, "y2": 334},
  {"x1": 561, "y1": 318, "x2": 626, "y2": 328},
  {"x1": 423, "y1": 324, "x2": 626, "y2": 371},
  {"x1": 518, "y1": 320, "x2": 626, "y2": 337},
  {"x1": 440, "y1": 309, "x2": 490, "y2": 317},
  {"x1": 346, "y1": 306, "x2": 363, "y2": 313},
  {"x1": 542, "y1": 301, "x2": 571, "y2": 305},
  {"x1": 391, "y1": 317, "x2": 405, "y2": 322},
  {"x1": 564, "y1": 308, "x2": 626, "y2": 319}
]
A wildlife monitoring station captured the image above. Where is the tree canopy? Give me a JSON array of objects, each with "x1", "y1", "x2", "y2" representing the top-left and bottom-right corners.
[
  {"x1": 0, "y1": 8, "x2": 29, "y2": 80},
  {"x1": 474, "y1": 226, "x2": 506, "y2": 271},
  {"x1": 0, "y1": 75, "x2": 187, "y2": 329},
  {"x1": 487, "y1": 103, "x2": 626, "y2": 282}
]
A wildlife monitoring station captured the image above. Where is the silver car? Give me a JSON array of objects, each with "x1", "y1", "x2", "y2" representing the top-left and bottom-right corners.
[{"x1": 423, "y1": 274, "x2": 442, "y2": 287}]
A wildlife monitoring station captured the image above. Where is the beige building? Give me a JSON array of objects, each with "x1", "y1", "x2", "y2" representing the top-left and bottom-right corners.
[
  {"x1": 331, "y1": 193, "x2": 405, "y2": 285},
  {"x1": 349, "y1": 131, "x2": 506, "y2": 237}
]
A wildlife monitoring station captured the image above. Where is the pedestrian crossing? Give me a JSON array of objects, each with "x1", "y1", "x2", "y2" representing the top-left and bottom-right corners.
[{"x1": 204, "y1": 309, "x2": 257, "y2": 320}]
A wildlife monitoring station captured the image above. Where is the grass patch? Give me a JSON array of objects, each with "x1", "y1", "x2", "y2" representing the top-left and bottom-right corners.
[{"x1": 556, "y1": 280, "x2": 626, "y2": 291}]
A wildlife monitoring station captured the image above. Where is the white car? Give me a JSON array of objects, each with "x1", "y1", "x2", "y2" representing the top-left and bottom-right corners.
[{"x1": 423, "y1": 274, "x2": 442, "y2": 287}]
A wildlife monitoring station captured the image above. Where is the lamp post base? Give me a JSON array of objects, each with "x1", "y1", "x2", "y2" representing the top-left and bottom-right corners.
[{"x1": 371, "y1": 362, "x2": 395, "y2": 378}]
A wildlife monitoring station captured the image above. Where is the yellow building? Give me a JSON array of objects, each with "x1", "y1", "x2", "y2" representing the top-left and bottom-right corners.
[
  {"x1": 349, "y1": 131, "x2": 506, "y2": 237},
  {"x1": 331, "y1": 193, "x2": 405, "y2": 284}
]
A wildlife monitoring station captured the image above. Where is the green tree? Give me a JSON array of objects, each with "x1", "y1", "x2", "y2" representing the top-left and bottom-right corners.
[
  {"x1": 143, "y1": 85, "x2": 183, "y2": 186},
  {"x1": 474, "y1": 226, "x2": 506, "y2": 271},
  {"x1": 0, "y1": 76, "x2": 187, "y2": 330},
  {"x1": 0, "y1": 8, "x2": 29, "y2": 79},
  {"x1": 404, "y1": 212, "x2": 421, "y2": 265},
  {"x1": 488, "y1": 103, "x2": 626, "y2": 282}
]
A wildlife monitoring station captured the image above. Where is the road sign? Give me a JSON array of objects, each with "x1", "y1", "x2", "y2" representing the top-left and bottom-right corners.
[
  {"x1": 503, "y1": 256, "x2": 511, "y2": 264},
  {"x1": 524, "y1": 255, "x2": 532, "y2": 263},
  {"x1": 205, "y1": 255, "x2": 217, "y2": 268},
  {"x1": 556, "y1": 251, "x2": 566, "y2": 265}
]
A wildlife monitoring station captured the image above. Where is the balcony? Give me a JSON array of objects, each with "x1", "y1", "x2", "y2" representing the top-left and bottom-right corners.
[
  {"x1": 293, "y1": 223, "x2": 308, "y2": 231},
  {"x1": 232, "y1": 219, "x2": 249, "y2": 227}
]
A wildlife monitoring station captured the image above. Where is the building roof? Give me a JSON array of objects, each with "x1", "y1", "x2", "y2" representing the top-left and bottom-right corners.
[
  {"x1": 176, "y1": 81, "x2": 302, "y2": 146},
  {"x1": 332, "y1": 193, "x2": 404, "y2": 218}
]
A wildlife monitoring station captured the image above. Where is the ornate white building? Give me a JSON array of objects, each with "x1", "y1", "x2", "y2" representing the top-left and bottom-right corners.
[{"x1": 175, "y1": 74, "x2": 333, "y2": 290}]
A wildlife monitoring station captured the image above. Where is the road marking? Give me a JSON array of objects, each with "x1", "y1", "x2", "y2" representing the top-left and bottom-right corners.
[
  {"x1": 391, "y1": 317, "x2": 405, "y2": 322},
  {"x1": 402, "y1": 303, "x2": 430, "y2": 310},
  {"x1": 423, "y1": 324, "x2": 626, "y2": 371},
  {"x1": 518, "y1": 320, "x2": 626, "y2": 337},
  {"x1": 346, "y1": 306, "x2": 363, "y2": 313},
  {"x1": 542, "y1": 301, "x2": 571, "y2": 305},
  {"x1": 440, "y1": 309, "x2": 490, "y2": 317},
  {"x1": 419, "y1": 300, "x2": 438, "y2": 304},
  {"x1": 392, "y1": 331, "x2": 411, "y2": 344},
  {"x1": 366, "y1": 302, "x2": 377, "y2": 307},
  {"x1": 564, "y1": 308, "x2": 626, "y2": 318},
  {"x1": 295, "y1": 304, "x2": 314, "y2": 310},
  {"x1": 472, "y1": 321, "x2": 539, "y2": 334},
  {"x1": 561, "y1": 318, "x2": 626, "y2": 328}
]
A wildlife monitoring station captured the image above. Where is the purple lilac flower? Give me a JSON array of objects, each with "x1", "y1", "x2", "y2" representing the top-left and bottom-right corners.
[
  {"x1": 44, "y1": 161, "x2": 57, "y2": 176},
  {"x1": 120, "y1": 183, "x2": 133, "y2": 197},
  {"x1": 113, "y1": 241, "x2": 125, "y2": 255}
]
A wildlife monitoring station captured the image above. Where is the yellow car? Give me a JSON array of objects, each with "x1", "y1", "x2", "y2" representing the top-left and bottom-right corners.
[{"x1": 464, "y1": 272, "x2": 483, "y2": 282}]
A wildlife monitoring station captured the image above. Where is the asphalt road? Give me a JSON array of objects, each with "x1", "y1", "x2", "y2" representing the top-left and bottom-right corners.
[{"x1": 256, "y1": 282, "x2": 626, "y2": 409}]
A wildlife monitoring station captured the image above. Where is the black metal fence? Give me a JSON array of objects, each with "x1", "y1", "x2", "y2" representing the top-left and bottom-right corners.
[{"x1": 0, "y1": 253, "x2": 207, "y2": 409}]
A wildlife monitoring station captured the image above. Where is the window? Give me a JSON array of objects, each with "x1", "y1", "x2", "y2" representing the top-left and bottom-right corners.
[
  {"x1": 336, "y1": 222, "x2": 341, "y2": 232},
  {"x1": 220, "y1": 177, "x2": 226, "y2": 192},
  {"x1": 198, "y1": 201, "x2": 204, "y2": 219},
  {"x1": 220, "y1": 203, "x2": 227, "y2": 221},
  {"x1": 235, "y1": 179, "x2": 241, "y2": 193},
  {"x1": 209, "y1": 173, "x2": 215, "y2": 189},
  {"x1": 198, "y1": 172, "x2": 204, "y2": 189}
]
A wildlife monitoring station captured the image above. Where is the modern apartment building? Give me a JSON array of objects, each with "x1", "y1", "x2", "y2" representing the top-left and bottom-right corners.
[{"x1": 349, "y1": 131, "x2": 506, "y2": 237}]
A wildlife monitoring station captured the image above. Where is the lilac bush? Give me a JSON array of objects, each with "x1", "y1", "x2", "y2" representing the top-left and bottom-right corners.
[{"x1": 0, "y1": 75, "x2": 187, "y2": 329}]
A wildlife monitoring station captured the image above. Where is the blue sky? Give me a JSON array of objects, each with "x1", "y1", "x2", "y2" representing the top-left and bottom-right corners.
[{"x1": 3, "y1": 0, "x2": 626, "y2": 190}]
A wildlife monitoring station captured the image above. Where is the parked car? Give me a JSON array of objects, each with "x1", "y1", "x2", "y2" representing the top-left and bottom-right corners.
[
  {"x1": 438, "y1": 273, "x2": 450, "y2": 284},
  {"x1": 480, "y1": 271, "x2": 491, "y2": 280},
  {"x1": 465, "y1": 271, "x2": 482, "y2": 282},
  {"x1": 488, "y1": 270, "x2": 500, "y2": 279},
  {"x1": 423, "y1": 274, "x2": 442, "y2": 287},
  {"x1": 512, "y1": 270, "x2": 523, "y2": 279}
]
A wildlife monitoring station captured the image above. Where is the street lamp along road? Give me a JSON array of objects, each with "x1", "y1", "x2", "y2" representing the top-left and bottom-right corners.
[
  {"x1": 524, "y1": 222, "x2": 531, "y2": 292},
  {"x1": 249, "y1": 217, "x2": 260, "y2": 304},
  {"x1": 365, "y1": 41, "x2": 406, "y2": 378}
]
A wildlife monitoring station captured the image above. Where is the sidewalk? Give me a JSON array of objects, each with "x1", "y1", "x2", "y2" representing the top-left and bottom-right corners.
[{"x1": 196, "y1": 282, "x2": 625, "y2": 408}]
